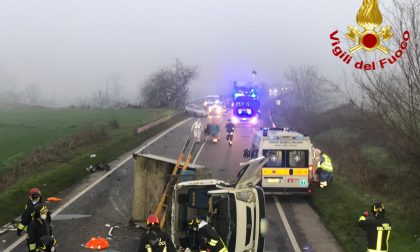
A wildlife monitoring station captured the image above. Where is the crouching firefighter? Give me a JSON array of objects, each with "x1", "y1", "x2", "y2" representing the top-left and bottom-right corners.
[
  {"x1": 187, "y1": 217, "x2": 228, "y2": 252},
  {"x1": 28, "y1": 204, "x2": 56, "y2": 252},
  {"x1": 314, "y1": 148, "x2": 333, "y2": 188},
  {"x1": 358, "y1": 200, "x2": 392, "y2": 252},
  {"x1": 138, "y1": 215, "x2": 176, "y2": 252}
]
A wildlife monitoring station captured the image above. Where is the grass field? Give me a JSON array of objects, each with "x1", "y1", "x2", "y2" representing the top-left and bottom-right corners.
[
  {"x1": 0, "y1": 106, "x2": 174, "y2": 170},
  {"x1": 0, "y1": 105, "x2": 184, "y2": 225}
]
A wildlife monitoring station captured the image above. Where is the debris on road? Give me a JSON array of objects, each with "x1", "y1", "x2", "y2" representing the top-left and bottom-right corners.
[
  {"x1": 0, "y1": 224, "x2": 17, "y2": 235},
  {"x1": 106, "y1": 224, "x2": 120, "y2": 237},
  {"x1": 83, "y1": 237, "x2": 110, "y2": 250},
  {"x1": 47, "y1": 197, "x2": 62, "y2": 202}
]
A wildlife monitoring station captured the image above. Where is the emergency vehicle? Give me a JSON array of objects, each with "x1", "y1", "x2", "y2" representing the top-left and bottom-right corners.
[{"x1": 244, "y1": 128, "x2": 316, "y2": 195}]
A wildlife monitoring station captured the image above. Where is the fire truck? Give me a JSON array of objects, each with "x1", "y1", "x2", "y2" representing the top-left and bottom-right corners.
[
  {"x1": 244, "y1": 128, "x2": 317, "y2": 195},
  {"x1": 231, "y1": 84, "x2": 261, "y2": 124}
]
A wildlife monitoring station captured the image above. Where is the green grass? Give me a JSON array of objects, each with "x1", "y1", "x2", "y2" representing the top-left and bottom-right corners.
[
  {"x1": 0, "y1": 107, "x2": 174, "y2": 169},
  {"x1": 311, "y1": 176, "x2": 420, "y2": 252},
  {"x1": 310, "y1": 127, "x2": 420, "y2": 251},
  {"x1": 0, "y1": 111, "x2": 187, "y2": 226}
]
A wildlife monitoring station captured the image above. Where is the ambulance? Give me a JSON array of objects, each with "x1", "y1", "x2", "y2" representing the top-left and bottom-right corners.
[{"x1": 244, "y1": 128, "x2": 317, "y2": 195}]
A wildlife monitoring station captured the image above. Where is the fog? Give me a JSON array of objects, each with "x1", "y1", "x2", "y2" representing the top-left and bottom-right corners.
[{"x1": 0, "y1": 0, "x2": 375, "y2": 106}]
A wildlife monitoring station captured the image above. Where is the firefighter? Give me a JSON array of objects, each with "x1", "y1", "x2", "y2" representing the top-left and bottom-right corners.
[
  {"x1": 314, "y1": 148, "x2": 333, "y2": 188},
  {"x1": 187, "y1": 216, "x2": 228, "y2": 252},
  {"x1": 225, "y1": 119, "x2": 235, "y2": 144},
  {"x1": 358, "y1": 200, "x2": 392, "y2": 252},
  {"x1": 17, "y1": 188, "x2": 50, "y2": 237},
  {"x1": 138, "y1": 215, "x2": 176, "y2": 252},
  {"x1": 28, "y1": 204, "x2": 56, "y2": 252},
  {"x1": 191, "y1": 119, "x2": 204, "y2": 143}
]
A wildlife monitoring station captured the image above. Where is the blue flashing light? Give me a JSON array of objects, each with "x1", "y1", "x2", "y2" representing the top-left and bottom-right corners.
[
  {"x1": 251, "y1": 93, "x2": 256, "y2": 98},
  {"x1": 234, "y1": 93, "x2": 245, "y2": 98}
]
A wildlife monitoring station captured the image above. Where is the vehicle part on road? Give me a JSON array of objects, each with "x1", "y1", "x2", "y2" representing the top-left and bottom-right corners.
[
  {"x1": 107, "y1": 225, "x2": 120, "y2": 237},
  {"x1": 83, "y1": 237, "x2": 110, "y2": 250}
]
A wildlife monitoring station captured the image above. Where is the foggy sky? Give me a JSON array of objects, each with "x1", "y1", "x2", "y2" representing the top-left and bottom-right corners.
[{"x1": 0, "y1": 0, "x2": 391, "y2": 106}]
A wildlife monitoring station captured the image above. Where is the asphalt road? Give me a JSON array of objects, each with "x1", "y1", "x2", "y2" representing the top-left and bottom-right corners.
[{"x1": 2, "y1": 105, "x2": 343, "y2": 252}]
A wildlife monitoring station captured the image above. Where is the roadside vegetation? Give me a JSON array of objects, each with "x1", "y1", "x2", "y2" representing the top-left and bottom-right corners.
[
  {"x1": 271, "y1": 103, "x2": 420, "y2": 251},
  {"x1": 271, "y1": 1, "x2": 420, "y2": 250},
  {"x1": 0, "y1": 105, "x2": 183, "y2": 225}
]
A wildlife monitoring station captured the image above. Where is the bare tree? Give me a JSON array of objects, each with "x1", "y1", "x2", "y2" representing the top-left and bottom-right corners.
[
  {"x1": 284, "y1": 65, "x2": 329, "y2": 113},
  {"x1": 352, "y1": 0, "x2": 420, "y2": 190},
  {"x1": 92, "y1": 89, "x2": 110, "y2": 108},
  {"x1": 24, "y1": 83, "x2": 42, "y2": 104},
  {"x1": 140, "y1": 60, "x2": 198, "y2": 109}
]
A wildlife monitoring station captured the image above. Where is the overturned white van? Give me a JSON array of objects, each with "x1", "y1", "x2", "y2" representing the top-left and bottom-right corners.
[{"x1": 170, "y1": 156, "x2": 268, "y2": 252}]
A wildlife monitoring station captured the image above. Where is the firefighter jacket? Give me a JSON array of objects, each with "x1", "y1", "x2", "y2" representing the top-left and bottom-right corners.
[
  {"x1": 28, "y1": 217, "x2": 54, "y2": 252},
  {"x1": 18, "y1": 199, "x2": 51, "y2": 232},
  {"x1": 138, "y1": 226, "x2": 176, "y2": 252},
  {"x1": 359, "y1": 214, "x2": 392, "y2": 252},
  {"x1": 318, "y1": 154, "x2": 333, "y2": 172},
  {"x1": 197, "y1": 221, "x2": 228, "y2": 252},
  {"x1": 225, "y1": 123, "x2": 235, "y2": 133}
]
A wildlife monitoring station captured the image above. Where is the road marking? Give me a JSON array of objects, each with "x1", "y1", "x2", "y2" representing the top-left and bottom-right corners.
[
  {"x1": 3, "y1": 117, "x2": 192, "y2": 252},
  {"x1": 192, "y1": 141, "x2": 206, "y2": 164},
  {"x1": 273, "y1": 196, "x2": 301, "y2": 252}
]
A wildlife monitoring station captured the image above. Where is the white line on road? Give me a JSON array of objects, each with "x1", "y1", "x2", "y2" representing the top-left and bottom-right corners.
[
  {"x1": 192, "y1": 141, "x2": 206, "y2": 164},
  {"x1": 4, "y1": 117, "x2": 192, "y2": 252},
  {"x1": 273, "y1": 196, "x2": 301, "y2": 252}
]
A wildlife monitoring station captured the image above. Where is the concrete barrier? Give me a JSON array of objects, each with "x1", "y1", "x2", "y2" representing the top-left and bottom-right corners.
[{"x1": 131, "y1": 153, "x2": 211, "y2": 223}]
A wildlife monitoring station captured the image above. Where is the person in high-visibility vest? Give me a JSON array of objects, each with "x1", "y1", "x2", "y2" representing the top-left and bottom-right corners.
[
  {"x1": 314, "y1": 148, "x2": 333, "y2": 188},
  {"x1": 191, "y1": 119, "x2": 204, "y2": 143},
  {"x1": 138, "y1": 215, "x2": 176, "y2": 252},
  {"x1": 358, "y1": 200, "x2": 391, "y2": 252},
  {"x1": 188, "y1": 217, "x2": 228, "y2": 252}
]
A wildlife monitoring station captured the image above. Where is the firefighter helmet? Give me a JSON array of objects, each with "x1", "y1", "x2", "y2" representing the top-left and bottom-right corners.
[
  {"x1": 371, "y1": 200, "x2": 385, "y2": 216},
  {"x1": 146, "y1": 215, "x2": 159, "y2": 226},
  {"x1": 28, "y1": 188, "x2": 41, "y2": 201}
]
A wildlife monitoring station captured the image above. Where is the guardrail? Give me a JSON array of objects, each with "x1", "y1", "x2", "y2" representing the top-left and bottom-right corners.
[{"x1": 137, "y1": 111, "x2": 183, "y2": 134}]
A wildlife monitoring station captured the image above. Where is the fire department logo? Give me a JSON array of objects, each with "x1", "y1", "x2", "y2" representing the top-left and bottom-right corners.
[
  {"x1": 346, "y1": 0, "x2": 393, "y2": 54},
  {"x1": 329, "y1": 0, "x2": 410, "y2": 71}
]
